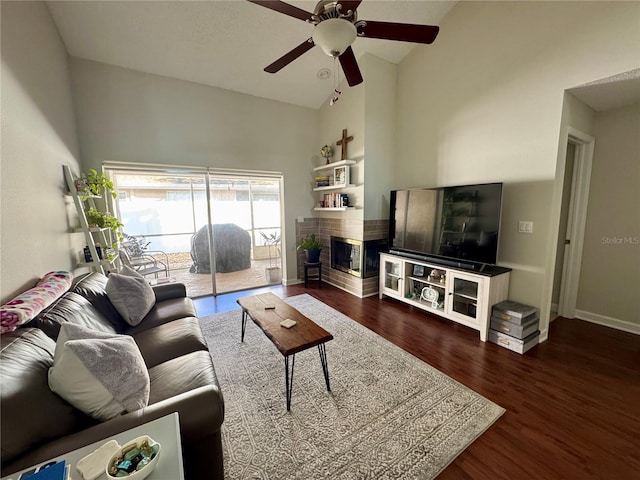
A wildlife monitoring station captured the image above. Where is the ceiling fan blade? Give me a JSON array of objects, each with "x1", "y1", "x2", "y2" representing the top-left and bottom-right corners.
[
  {"x1": 246, "y1": 0, "x2": 313, "y2": 22},
  {"x1": 359, "y1": 20, "x2": 440, "y2": 44},
  {"x1": 338, "y1": 1, "x2": 363, "y2": 14},
  {"x1": 264, "y1": 38, "x2": 315, "y2": 73},
  {"x1": 339, "y1": 46, "x2": 363, "y2": 86}
]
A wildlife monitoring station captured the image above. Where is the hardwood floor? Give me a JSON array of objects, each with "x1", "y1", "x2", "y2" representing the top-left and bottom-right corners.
[{"x1": 194, "y1": 283, "x2": 640, "y2": 480}]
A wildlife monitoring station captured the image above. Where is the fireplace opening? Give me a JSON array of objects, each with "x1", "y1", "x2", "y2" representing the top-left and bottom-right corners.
[{"x1": 331, "y1": 237, "x2": 387, "y2": 278}]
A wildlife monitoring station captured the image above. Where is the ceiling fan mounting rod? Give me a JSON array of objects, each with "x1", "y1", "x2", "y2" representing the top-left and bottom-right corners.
[{"x1": 308, "y1": 1, "x2": 357, "y2": 26}]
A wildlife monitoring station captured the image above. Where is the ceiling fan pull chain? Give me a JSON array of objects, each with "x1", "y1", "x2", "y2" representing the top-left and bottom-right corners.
[{"x1": 331, "y1": 56, "x2": 342, "y2": 105}]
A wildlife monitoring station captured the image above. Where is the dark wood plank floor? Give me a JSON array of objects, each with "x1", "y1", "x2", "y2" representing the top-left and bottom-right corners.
[{"x1": 194, "y1": 283, "x2": 640, "y2": 480}]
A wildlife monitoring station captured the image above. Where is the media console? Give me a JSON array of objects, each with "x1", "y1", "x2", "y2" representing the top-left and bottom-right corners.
[{"x1": 379, "y1": 252, "x2": 511, "y2": 341}]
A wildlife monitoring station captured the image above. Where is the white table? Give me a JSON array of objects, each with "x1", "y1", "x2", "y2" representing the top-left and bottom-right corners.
[{"x1": 2, "y1": 413, "x2": 184, "y2": 480}]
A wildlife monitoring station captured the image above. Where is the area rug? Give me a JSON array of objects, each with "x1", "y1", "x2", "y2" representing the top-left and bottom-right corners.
[{"x1": 199, "y1": 294, "x2": 505, "y2": 480}]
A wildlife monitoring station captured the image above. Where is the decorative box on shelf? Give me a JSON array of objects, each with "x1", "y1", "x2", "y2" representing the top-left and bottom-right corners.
[{"x1": 333, "y1": 165, "x2": 350, "y2": 187}]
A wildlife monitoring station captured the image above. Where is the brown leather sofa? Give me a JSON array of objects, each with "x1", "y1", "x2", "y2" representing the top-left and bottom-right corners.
[{"x1": 1, "y1": 272, "x2": 224, "y2": 479}]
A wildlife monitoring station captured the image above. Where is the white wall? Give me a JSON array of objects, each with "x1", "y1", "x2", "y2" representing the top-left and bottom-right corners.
[
  {"x1": 1, "y1": 1, "x2": 81, "y2": 302},
  {"x1": 316, "y1": 54, "x2": 397, "y2": 221},
  {"x1": 317, "y1": 69, "x2": 365, "y2": 220},
  {"x1": 577, "y1": 103, "x2": 640, "y2": 327},
  {"x1": 363, "y1": 54, "x2": 396, "y2": 221},
  {"x1": 68, "y1": 59, "x2": 319, "y2": 282},
  {"x1": 395, "y1": 1, "x2": 640, "y2": 338}
]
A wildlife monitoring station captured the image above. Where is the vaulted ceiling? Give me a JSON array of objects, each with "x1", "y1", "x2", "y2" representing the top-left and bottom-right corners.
[{"x1": 47, "y1": 0, "x2": 457, "y2": 109}]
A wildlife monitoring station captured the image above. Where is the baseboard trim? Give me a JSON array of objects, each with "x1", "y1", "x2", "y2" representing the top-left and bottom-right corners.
[
  {"x1": 323, "y1": 279, "x2": 365, "y2": 298},
  {"x1": 575, "y1": 310, "x2": 640, "y2": 335},
  {"x1": 539, "y1": 328, "x2": 549, "y2": 343}
]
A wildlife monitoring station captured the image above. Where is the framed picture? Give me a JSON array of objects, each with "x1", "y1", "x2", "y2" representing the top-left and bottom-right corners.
[
  {"x1": 413, "y1": 264, "x2": 425, "y2": 277},
  {"x1": 333, "y1": 166, "x2": 349, "y2": 187}
]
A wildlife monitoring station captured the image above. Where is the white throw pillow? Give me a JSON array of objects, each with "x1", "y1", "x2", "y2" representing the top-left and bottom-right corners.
[
  {"x1": 48, "y1": 323, "x2": 150, "y2": 421},
  {"x1": 106, "y1": 265, "x2": 155, "y2": 326}
]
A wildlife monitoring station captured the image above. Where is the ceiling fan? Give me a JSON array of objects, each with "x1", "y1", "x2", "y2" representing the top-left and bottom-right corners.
[{"x1": 248, "y1": 0, "x2": 440, "y2": 87}]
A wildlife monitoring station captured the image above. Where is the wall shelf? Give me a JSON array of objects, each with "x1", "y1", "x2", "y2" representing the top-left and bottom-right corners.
[
  {"x1": 313, "y1": 184, "x2": 356, "y2": 192},
  {"x1": 313, "y1": 159, "x2": 359, "y2": 210},
  {"x1": 313, "y1": 206, "x2": 356, "y2": 211},
  {"x1": 313, "y1": 159, "x2": 356, "y2": 172}
]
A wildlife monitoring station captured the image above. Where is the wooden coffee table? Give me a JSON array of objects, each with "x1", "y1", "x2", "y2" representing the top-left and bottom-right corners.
[{"x1": 236, "y1": 292, "x2": 333, "y2": 411}]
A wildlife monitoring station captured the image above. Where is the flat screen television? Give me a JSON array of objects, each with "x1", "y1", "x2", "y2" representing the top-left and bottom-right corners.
[{"x1": 389, "y1": 183, "x2": 503, "y2": 269}]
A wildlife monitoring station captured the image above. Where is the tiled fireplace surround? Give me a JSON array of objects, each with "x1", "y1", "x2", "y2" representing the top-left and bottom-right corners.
[{"x1": 296, "y1": 218, "x2": 388, "y2": 297}]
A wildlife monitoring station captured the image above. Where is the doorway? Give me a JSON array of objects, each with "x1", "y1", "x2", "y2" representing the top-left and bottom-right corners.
[
  {"x1": 552, "y1": 128, "x2": 595, "y2": 319},
  {"x1": 107, "y1": 166, "x2": 283, "y2": 297}
]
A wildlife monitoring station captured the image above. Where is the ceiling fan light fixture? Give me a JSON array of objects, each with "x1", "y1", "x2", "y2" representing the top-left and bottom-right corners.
[{"x1": 312, "y1": 18, "x2": 356, "y2": 57}]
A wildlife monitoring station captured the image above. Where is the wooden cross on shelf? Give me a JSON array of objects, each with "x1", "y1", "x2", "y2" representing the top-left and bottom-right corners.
[{"x1": 336, "y1": 129, "x2": 353, "y2": 161}]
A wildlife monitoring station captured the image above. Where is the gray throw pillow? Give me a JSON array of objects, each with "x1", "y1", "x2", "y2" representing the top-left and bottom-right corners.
[
  {"x1": 48, "y1": 323, "x2": 150, "y2": 421},
  {"x1": 106, "y1": 265, "x2": 155, "y2": 326}
]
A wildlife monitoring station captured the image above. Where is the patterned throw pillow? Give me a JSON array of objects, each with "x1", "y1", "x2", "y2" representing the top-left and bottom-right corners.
[
  {"x1": 48, "y1": 323, "x2": 150, "y2": 421},
  {"x1": 0, "y1": 271, "x2": 73, "y2": 333}
]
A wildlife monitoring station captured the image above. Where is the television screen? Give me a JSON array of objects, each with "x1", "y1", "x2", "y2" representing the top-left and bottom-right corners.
[{"x1": 389, "y1": 183, "x2": 503, "y2": 266}]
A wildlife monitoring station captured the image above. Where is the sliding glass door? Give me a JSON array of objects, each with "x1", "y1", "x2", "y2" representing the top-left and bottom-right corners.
[{"x1": 107, "y1": 166, "x2": 283, "y2": 297}]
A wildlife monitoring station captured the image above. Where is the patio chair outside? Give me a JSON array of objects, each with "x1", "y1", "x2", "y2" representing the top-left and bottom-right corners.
[{"x1": 120, "y1": 234, "x2": 170, "y2": 278}]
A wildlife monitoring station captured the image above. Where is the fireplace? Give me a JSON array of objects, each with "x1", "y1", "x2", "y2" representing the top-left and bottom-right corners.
[{"x1": 331, "y1": 237, "x2": 387, "y2": 278}]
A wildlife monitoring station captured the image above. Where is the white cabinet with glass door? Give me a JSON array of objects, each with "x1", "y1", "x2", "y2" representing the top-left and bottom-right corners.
[
  {"x1": 379, "y1": 253, "x2": 404, "y2": 299},
  {"x1": 445, "y1": 271, "x2": 482, "y2": 328},
  {"x1": 379, "y1": 252, "x2": 510, "y2": 341}
]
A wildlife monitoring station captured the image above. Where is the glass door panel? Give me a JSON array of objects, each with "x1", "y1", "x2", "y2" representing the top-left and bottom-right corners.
[
  {"x1": 451, "y1": 276, "x2": 479, "y2": 320},
  {"x1": 208, "y1": 176, "x2": 282, "y2": 294},
  {"x1": 383, "y1": 258, "x2": 403, "y2": 295},
  {"x1": 111, "y1": 171, "x2": 213, "y2": 298}
]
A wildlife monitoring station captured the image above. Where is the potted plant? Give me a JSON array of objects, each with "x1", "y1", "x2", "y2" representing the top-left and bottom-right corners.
[
  {"x1": 85, "y1": 207, "x2": 124, "y2": 248},
  {"x1": 260, "y1": 231, "x2": 281, "y2": 284},
  {"x1": 75, "y1": 169, "x2": 117, "y2": 199},
  {"x1": 297, "y1": 233, "x2": 325, "y2": 263}
]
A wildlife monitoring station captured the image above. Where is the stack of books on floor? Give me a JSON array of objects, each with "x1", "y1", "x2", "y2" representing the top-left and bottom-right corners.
[{"x1": 488, "y1": 300, "x2": 540, "y2": 354}]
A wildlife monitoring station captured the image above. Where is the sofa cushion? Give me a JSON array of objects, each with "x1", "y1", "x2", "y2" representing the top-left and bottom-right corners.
[
  {"x1": 106, "y1": 266, "x2": 155, "y2": 326},
  {"x1": 126, "y1": 297, "x2": 197, "y2": 335},
  {"x1": 32, "y1": 292, "x2": 119, "y2": 339},
  {"x1": 48, "y1": 324, "x2": 150, "y2": 421},
  {"x1": 132, "y1": 317, "x2": 208, "y2": 368},
  {"x1": 1, "y1": 328, "x2": 96, "y2": 465},
  {"x1": 71, "y1": 272, "x2": 128, "y2": 331},
  {"x1": 148, "y1": 351, "x2": 219, "y2": 405},
  {"x1": 0, "y1": 271, "x2": 73, "y2": 333}
]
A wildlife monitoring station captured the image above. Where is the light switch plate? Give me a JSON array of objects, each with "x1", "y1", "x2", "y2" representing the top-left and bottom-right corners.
[{"x1": 518, "y1": 221, "x2": 533, "y2": 233}]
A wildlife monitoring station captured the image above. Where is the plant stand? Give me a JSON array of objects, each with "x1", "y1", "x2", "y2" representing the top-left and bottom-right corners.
[
  {"x1": 304, "y1": 262, "x2": 322, "y2": 288},
  {"x1": 63, "y1": 165, "x2": 121, "y2": 274}
]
